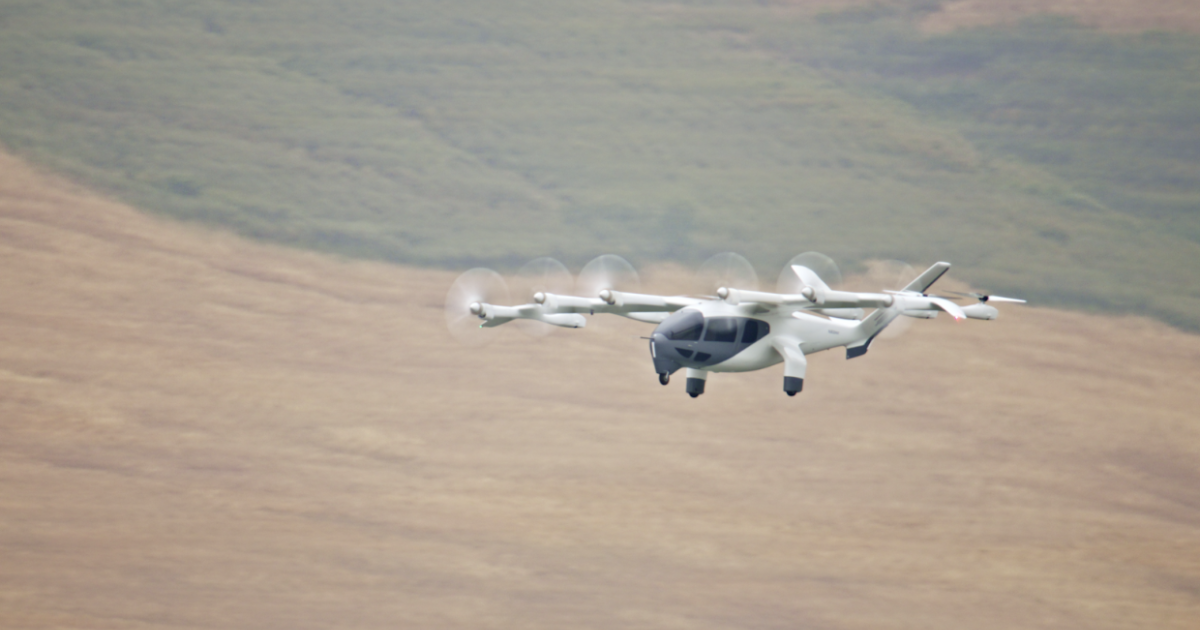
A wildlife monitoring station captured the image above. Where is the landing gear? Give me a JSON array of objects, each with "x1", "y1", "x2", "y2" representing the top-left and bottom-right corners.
[
  {"x1": 658, "y1": 372, "x2": 670, "y2": 386},
  {"x1": 686, "y1": 377, "x2": 706, "y2": 398},
  {"x1": 784, "y1": 376, "x2": 804, "y2": 397}
]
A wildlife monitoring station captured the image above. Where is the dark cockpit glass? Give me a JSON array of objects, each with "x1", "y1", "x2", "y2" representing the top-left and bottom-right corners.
[
  {"x1": 703, "y1": 317, "x2": 739, "y2": 342},
  {"x1": 663, "y1": 310, "x2": 704, "y2": 341},
  {"x1": 658, "y1": 312, "x2": 770, "y2": 351},
  {"x1": 741, "y1": 319, "x2": 769, "y2": 343}
]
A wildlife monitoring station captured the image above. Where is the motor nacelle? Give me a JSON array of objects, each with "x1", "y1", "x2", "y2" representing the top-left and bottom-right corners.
[
  {"x1": 961, "y1": 303, "x2": 999, "y2": 320},
  {"x1": 540, "y1": 313, "x2": 587, "y2": 328},
  {"x1": 809, "y1": 307, "x2": 864, "y2": 320}
]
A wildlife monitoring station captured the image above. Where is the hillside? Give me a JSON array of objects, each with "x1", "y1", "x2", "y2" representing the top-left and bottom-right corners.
[
  {"x1": 0, "y1": 1, "x2": 1198, "y2": 329},
  {"x1": 922, "y1": 0, "x2": 1200, "y2": 34},
  {"x1": 2, "y1": 149, "x2": 1199, "y2": 628}
]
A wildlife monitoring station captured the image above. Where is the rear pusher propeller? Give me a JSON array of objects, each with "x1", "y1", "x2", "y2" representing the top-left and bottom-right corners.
[
  {"x1": 946, "y1": 291, "x2": 1028, "y2": 304},
  {"x1": 932, "y1": 291, "x2": 1026, "y2": 321}
]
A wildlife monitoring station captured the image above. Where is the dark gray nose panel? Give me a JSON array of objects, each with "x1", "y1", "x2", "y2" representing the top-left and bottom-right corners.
[{"x1": 650, "y1": 334, "x2": 682, "y2": 376}]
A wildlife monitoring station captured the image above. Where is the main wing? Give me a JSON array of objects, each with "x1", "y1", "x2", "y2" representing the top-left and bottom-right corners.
[
  {"x1": 472, "y1": 290, "x2": 704, "y2": 328},
  {"x1": 719, "y1": 263, "x2": 968, "y2": 320}
]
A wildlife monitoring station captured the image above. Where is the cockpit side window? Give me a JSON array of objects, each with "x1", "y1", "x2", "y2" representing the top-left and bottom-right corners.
[
  {"x1": 664, "y1": 310, "x2": 704, "y2": 341},
  {"x1": 741, "y1": 319, "x2": 769, "y2": 343},
  {"x1": 703, "y1": 317, "x2": 739, "y2": 342}
]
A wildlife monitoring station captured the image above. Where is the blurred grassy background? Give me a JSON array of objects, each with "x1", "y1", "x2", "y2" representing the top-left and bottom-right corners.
[{"x1": 0, "y1": 0, "x2": 1197, "y2": 327}]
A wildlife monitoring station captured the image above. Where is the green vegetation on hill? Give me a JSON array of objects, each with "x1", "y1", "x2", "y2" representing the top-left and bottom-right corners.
[{"x1": 0, "y1": 1, "x2": 1197, "y2": 328}]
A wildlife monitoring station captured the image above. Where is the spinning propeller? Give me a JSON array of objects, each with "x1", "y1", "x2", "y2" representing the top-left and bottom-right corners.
[
  {"x1": 444, "y1": 267, "x2": 511, "y2": 346},
  {"x1": 445, "y1": 254, "x2": 642, "y2": 343},
  {"x1": 577, "y1": 254, "x2": 641, "y2": 298},
  {"x1": 696, "y1": 252, "x2": 759, "y2": 296},
  {"x1": 776, "y1": 251, "x2": 869, "y2": 321},
  {"x1": 946, "y1": 291, "x2": 1027, "y2": 304},
  {"x1": 575, "y1": 254, "x2": 640, "y2": 330},
  {"x1": 777, "y1": 251, "x2": 842, "y2": 294},
  {"x1": 512, "y1": 257, "x2": 574, "y2": 337}
]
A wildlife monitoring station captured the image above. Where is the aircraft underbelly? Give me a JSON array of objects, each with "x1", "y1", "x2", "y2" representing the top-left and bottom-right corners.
[
  {"x1": 710, "y1": 341, "x2": 783, "y2": 372},
  {"x1": 780, "y1": 314, "x2": 857, "y2": 354}
]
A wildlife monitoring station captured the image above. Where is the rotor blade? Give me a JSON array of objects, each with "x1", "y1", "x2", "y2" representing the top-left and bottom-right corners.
[
  {"x1": 577, "y1": 254, "x2": 640, "y2": 298},
  {"x1": 512, "y1": 257, "x2": 573, "y2": 338},
  {"x1": 445, "y1": 268, "x2": 510, "y2": 346},
  {"x1": 777, "y1": 251, "x2": 842, "y2": 294},
  {"x1": 946, "y1": 290, "x2": 1027, "y2": 304},
  {"x1": 696, "y1": 252, "x2": 759, "y2": 295}
]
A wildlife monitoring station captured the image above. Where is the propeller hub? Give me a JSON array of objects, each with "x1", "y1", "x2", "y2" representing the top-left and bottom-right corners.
[
  {"x1": 469, "y1": 302, "x2": 483, "y2": 316},
  {"x1": 533, "y1": 292, "x2": 546, "y2": 304},
  {"x1": 599, "y1": 289, "x2": 616, "y2": 304},
  {"x1": 717, "y1": 287, "x2": 729, "y2": 300}
]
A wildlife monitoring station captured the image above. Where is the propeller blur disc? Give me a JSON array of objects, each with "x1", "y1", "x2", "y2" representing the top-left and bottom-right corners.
[
  {"x1": 777, "y1": 251, "x2": 843, "y2": 294},
  {"x1": 444, "y1": 268, "x2": 510, "y2": 346},
  {"x1": 512, "y1": 257, "x2": 573, "y2": 338},
  {"x1": 696, "y1": 252, "x2": 758, "y2": 295},
  {"x1": 577, "y1": 254, "x2": 641, "y2": 298},
  {"x1": 947, "y1": 290, "x2": 1027, "y2": 304},
  {"x1": 856, "y1": 259, "x2": 915, "y2": 293}
]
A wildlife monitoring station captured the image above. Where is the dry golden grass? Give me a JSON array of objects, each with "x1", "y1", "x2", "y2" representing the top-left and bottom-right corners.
[
  {"x1": 922, "y1": 0, "x2": 1200, "y2": 34},
  {"x1": 1, "y1": 149, "x2": 1199, "y2": 629}
]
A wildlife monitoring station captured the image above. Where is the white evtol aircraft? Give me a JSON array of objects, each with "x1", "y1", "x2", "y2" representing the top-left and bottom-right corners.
[{"x1": 446, "y1": 253, "x2": 1024, "y2": 398}]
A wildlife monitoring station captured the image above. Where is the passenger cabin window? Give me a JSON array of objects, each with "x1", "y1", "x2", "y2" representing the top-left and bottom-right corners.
[
  {"x1": 741, "y1": 319, "x2": 769, "y2": 344},
  {"x1": 664, "y1": 311, "x2": 703, "y2": 341},
  {"x1": 703, "y1": 317, "x2": 738, "y2": 343}
]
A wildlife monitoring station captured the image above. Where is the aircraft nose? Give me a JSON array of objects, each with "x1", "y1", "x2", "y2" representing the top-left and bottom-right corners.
[{"x1": 649, "y1": 333, "x2": 680, "y2": 376}]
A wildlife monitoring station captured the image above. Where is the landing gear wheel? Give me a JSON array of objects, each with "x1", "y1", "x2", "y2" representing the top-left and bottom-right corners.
[
  {"x1": 658, "y1": 372, "x2": 670, "y2": 386},
  {"x1": 783, "y1": 376, "x2": 804, "y2": 397},
  {"x1": 685, "y1": 377, "x2": 706, "y2": 398}
]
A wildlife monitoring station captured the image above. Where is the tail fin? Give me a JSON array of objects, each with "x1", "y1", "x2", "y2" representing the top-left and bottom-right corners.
[
  {"x1": 902, "y1": 262, "x2": 951, "y2": 294},
  {"x1": 846, "y1": 262, "x2": 952, "y2": 359},
  {"x1": 846, "y1": 306, "x2": 900, "y2": 359}
]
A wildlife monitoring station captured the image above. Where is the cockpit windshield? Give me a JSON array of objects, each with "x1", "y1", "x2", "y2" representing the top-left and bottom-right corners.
[
  {"x1": 657, "y1": 311, "x2": 770, "y2": 345},
  {"x1": 702, "y1": 317, "x2": 739, "y2": 342},
  {"x1": 661, "y1": 310, "x2": 704, "y2": 341}
]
